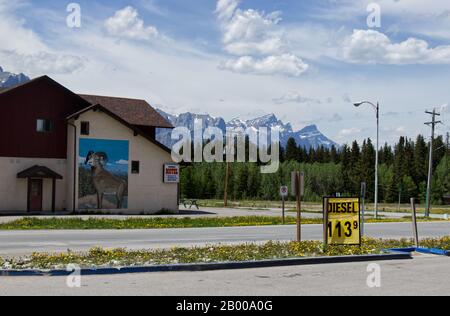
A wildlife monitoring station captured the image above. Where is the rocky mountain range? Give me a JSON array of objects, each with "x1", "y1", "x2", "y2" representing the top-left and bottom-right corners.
[
  {"x1": 156, "y1": 110, "x2": 338, "y2": 149},
  {"x1": 0, "y1": 67, "x2": 30, "y2": 89}
]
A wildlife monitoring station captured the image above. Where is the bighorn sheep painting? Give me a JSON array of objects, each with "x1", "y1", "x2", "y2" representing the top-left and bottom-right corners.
[{"x1": 78, "y1": 139, "x2": 129, "y2": 210}]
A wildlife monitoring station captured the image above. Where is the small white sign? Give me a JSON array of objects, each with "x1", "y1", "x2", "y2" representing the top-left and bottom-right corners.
[
  {"x1": 164, "y1": 164, "x2": 180, "y2": 183},
  {"x1": 280, "y1": 186, "x2": 289, "y2": 198}
]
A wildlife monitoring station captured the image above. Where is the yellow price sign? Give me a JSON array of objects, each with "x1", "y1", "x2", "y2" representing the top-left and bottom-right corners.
[{"x1": 323, "y1": 197, "x2": 361, "y2": 246}]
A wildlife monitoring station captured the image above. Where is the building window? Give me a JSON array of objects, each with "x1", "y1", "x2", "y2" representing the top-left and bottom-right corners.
[
  {"x1": 81, "y1": 121, "x2": 90, "y2": 135},
  {"x1": 36, "y1": 119, "x2": 54, "y2": 133},
  {"x1": 132, "y1": 161, "x2": 140, "y2": 174}
]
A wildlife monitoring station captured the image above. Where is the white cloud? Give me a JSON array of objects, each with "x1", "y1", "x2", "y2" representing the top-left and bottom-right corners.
[
  {"x1": 105, "y1": 6, "x2": 158, "y2": 40},
  {"x1": 343, "y1": 29, "x2": 450, "y2": 65},
  {"x1": 215, "y1": 0, "x2": 240, "y2": 22},
  {"x1": 340, "y1": 127, "x2": 361, "y2": 136},
  {"x1": 221, "y1": 8, "x2": 283, "y2": 55},
  {"x1": 215, "y1": 0, "x2": 308, "y2": 77},
  {"x1": 439, "y1": 103, "x2": 449, "y2": 113},
  {"x1": 273, "y1": 91, "x2": 321, "y2": 104},
  {"x1": 220, "y1": 54, "x2": 308, "y2": 77},
  {"x1": 329, "y1": 113, "x2": 343, "y2": 123},
  {"x1": 115, "y1": 159, "x2": 129, "y2": 165},
  {"x1": 0, "y1": 2, "x2": 47, "y2": 53},
  {"x1": 0, "y1": 50, "x2": 85, "y2": 75},
  {"x1": 140, "y1": 0, "x2": 167, "y2": 17}
]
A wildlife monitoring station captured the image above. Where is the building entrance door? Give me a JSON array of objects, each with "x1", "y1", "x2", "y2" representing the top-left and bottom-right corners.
[{"x1": 29, "y1": 179, "x2": 43, "y2": 211}]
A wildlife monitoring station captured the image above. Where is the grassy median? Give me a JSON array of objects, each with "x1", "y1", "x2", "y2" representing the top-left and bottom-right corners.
[
  {"x1": 1, "y1": 237, "x2": 449, "y2": 270},
  {"x1": 0, "y1": 216, "x2": 445, "y2": 230}
]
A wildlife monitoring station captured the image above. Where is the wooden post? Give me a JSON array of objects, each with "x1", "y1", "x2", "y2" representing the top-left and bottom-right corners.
[
  {"x1": 323, "y1": 198, "x2": 329, "y2": 249},
  {"x1": 26, "y1": 177, "x2": 31, "y2": 213},
  {"x1": 296, "y1": 172, "x2": 302, "y2": 242},
  {"x1": 52, "y1": 178, "x2": 56, "y2": 213},
  {"x1": 411, "y1": 198, "x2": 419, "y2": 248}
]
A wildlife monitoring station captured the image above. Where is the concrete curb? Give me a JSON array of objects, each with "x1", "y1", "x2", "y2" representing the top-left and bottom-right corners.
[
  {"x1": 388, "y1": 247, "x2": 450, "y2": 256},
  {"x1": 0, "y1": 252, "x2": 412, "y2": 277}
]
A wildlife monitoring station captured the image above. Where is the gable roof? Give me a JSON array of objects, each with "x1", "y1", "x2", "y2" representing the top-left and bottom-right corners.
[
  {"x1": 0, "y1": 76, "x2": 91, "y2": 106},
  {"x1": 78, "y1": 94, "x2": 173, "y2": 129},
  {"x1": 17, "y1": 165, "x2": 63, "y2": 179},
  {"x1": 67, "y1": 104, "x2": 172, "y2": 154},
  {"x1": 0, "y1": 76, "x2": 173, "y2": 130}
]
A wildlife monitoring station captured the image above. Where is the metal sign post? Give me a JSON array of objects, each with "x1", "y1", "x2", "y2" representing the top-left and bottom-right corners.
[
  {"x1": 410, "y1": 198, "x2": 419, "y2": 248},
  {"x1": 280, "y1": 186, "x2": 288, "y2": 225},
  {"x1": 361, "y1": 182, "x2": 366, "y2": 236}
]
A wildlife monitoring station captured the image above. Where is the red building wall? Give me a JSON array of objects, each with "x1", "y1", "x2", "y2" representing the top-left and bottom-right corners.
[{"x1": 0, "y1": 77, "x2": 89, "y2": 159}]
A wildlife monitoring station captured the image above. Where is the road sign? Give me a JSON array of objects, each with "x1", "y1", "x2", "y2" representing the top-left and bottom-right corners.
[
  {"x1": 323, "y1": 197, "x2": 361, "y2": 246},
  {"x1": 280, "y1": 186, "x2": 289, "y2": 197}
]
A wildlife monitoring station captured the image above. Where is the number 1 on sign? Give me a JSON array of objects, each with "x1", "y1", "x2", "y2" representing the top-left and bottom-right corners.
[{"x1": 327, "y1": 221, "x2": 359, "y2": 239}]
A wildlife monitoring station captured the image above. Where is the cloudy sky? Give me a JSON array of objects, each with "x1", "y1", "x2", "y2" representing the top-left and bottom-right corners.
[{"x1": 1, "y1": 0, "x2": 450, "y2": 144}]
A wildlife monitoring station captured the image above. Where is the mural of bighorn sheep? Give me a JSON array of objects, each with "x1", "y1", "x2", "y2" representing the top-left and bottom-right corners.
[{"x1": 85, "y1": 151, "x2": 127, "y2": 209}]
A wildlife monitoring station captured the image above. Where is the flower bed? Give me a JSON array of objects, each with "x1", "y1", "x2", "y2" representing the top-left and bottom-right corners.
[{"x1": 1, "y1": 237, "x2": 448, "y2": 270}]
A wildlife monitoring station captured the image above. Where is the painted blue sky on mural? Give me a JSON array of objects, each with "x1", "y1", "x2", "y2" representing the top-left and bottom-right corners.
[{"x1": 79, "y1": 138, "x2": 129, "y2": 173}]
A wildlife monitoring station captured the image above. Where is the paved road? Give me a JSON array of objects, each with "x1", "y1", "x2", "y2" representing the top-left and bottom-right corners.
[
  {"x1": 0, "y1": 207, "x2": 323, "y2": 223},
  {"x1": 0, "y1": 222, "x2": 449, "y2": 256},
  {"x1": 0, "y1": 256, "x2": 448, "y2": 296}
]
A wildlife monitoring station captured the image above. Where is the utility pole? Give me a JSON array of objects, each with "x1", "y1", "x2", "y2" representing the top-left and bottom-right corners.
[{"x1": 424, "y1": 109, "x2": 442, "y2": 217}]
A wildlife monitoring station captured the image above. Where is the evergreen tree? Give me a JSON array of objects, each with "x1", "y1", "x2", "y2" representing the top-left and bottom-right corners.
[
  {"x1": 285, "y1": 138, "x2": 298, "y2": 162},
  {"x1": 413, "y1": 135, "x2": 428, "y2": 185}
]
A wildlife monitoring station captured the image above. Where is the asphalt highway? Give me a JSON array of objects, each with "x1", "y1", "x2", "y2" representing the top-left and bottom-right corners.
[{"x1": 0, "y1": 221, "x2": 448, "y2": 255}]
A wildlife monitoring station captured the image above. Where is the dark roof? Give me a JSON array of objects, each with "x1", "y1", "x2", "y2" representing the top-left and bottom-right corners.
[
  {"x1": 67, "y1": 104, "x2": 172, "y2": 154},
  {"x1": 0, "y1": 76, "x2": 91, "y2": 106},
  {"x1": 78, "y1": 94, "x2": 173, "y2": 128},
  {"x1": 17, "y1": 165, "x2": 63, "y2": 179},
  {"x1": 0, "y1": 76, "x2": 173, "y2": 129}
]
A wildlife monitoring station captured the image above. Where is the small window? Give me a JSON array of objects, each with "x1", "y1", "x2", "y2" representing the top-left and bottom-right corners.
[
  {"x1": 81, "y1": 121, "x2": 90, "y2": 135},
  {"x1": 131, "y1": 161, "x2": 140, "y2": 174},
  {"x1": 36, "y1": 119, "x2": 54, "y2": 133}
]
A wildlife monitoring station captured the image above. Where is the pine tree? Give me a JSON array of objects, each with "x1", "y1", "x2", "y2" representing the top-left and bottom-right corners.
[
  {"x1": 413, "y1": 135, "x2": 428, "y2": 185},
  {"x1": 360, "y1": 138, "x2": 376, "y2": 199},
  {"x1": 285, "y1": 138, "x2": 298, "y2": 162}
]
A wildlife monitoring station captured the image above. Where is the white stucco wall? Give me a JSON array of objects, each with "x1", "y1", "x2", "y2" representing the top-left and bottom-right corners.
[
  {"x1": 71, "y1": 109, "x2": 179, "y2": 214},
  {"x1": 0, "y1": 157, "x2": 67, "y2": 212}
]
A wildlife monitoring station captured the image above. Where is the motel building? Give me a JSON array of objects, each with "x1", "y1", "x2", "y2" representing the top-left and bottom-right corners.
[{"x1": 0, "y1": 76, "x2": 180, "y2": 214}]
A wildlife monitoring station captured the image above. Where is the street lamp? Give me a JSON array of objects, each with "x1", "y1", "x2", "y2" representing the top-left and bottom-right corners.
[{"x1": 353, "y1": 101, "x2": 380, "y2": 219}]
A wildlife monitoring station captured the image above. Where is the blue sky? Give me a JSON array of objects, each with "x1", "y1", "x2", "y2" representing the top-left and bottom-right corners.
[{"x1": 1, "y1": 0, "x2": 450, "y2": 144}]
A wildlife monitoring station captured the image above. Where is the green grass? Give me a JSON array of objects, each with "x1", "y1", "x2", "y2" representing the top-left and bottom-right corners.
[
  {"x1": 197, "y1": 199, "x2": 450, "y2": 214},
  {"x1": 1, "y1": 237, "x2": 449, "y2": 270},
  {"x1": 0, "y1": 216, "x2": 445, "y2": 230}
]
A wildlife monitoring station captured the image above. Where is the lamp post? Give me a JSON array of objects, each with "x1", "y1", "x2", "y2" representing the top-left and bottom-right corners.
[{"x1": 354, "y1": 101, "x2": 380, "y2": 219}]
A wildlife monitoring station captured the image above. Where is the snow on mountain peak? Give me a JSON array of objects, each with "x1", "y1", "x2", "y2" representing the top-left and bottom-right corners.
[
  {"x1": 0, "y1": 67, "x2": 30, "y2": 88},
  {"x1": 156, "y1": 109, "x2": 337, "y2": 149}
]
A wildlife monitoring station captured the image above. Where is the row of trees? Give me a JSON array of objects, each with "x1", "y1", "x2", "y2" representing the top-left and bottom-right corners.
[{"x1": 180, "y1": 133, "x2": 450, "y2": 204}]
